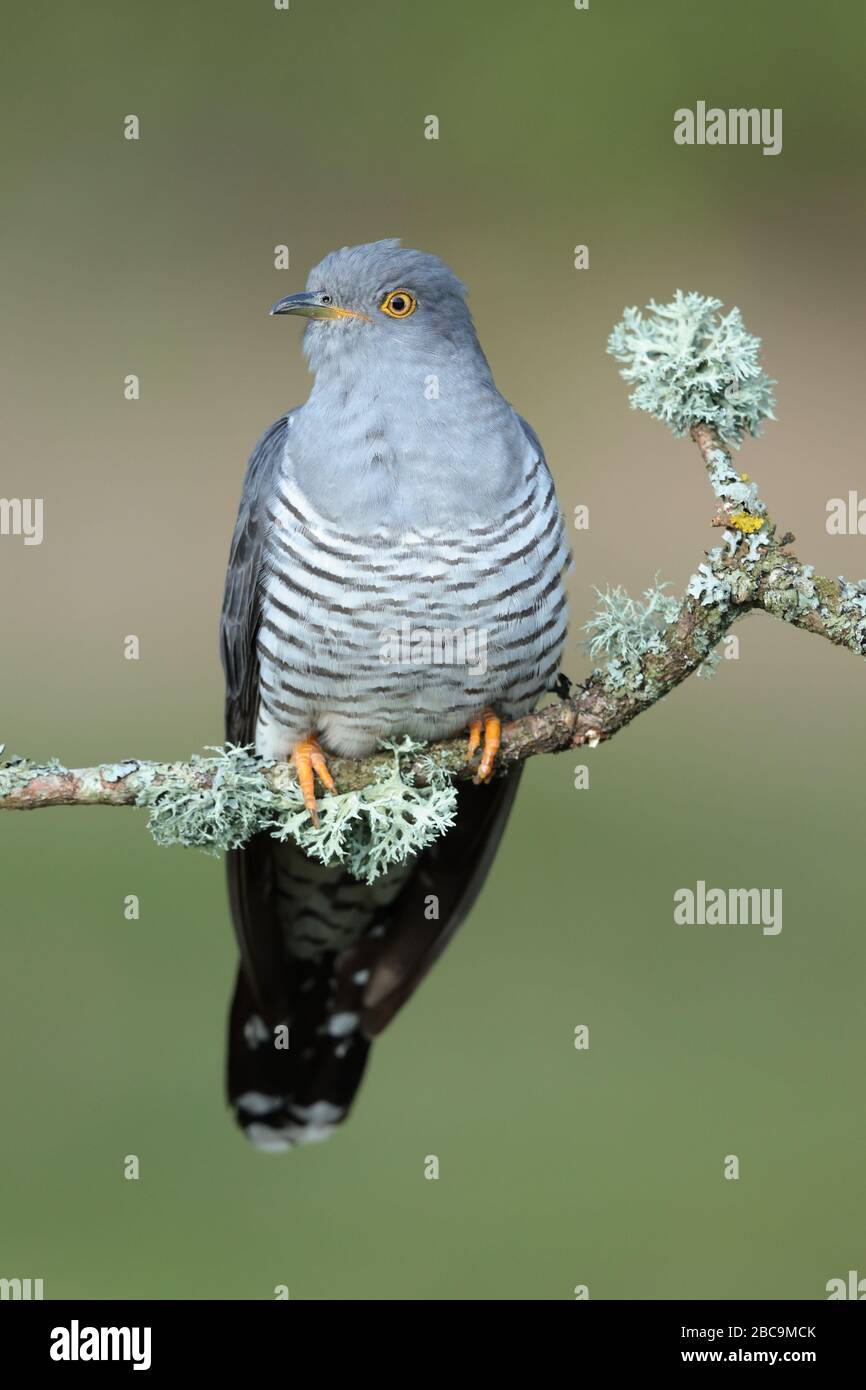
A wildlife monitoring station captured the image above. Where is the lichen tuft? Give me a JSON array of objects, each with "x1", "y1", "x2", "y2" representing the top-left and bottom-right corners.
[
  {"x1": 608, "y1": 291, "x2": 776, "y2": 445},
  {"x1": 134, "y1": 740, "x2": 457, "y2": 884},
  {"x1": 270, "y1": 738, "x2": 457, "y2": 885}
]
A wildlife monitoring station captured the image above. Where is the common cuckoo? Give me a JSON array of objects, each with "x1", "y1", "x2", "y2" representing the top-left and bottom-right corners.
[{"x1": 220, "y1": 240, "x2": 570, "y2": 1149}]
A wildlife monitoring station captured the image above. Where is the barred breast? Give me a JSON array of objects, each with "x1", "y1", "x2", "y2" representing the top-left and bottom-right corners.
[{"x1": 255, "y1": 421, "x2": 571, "y2": 762}]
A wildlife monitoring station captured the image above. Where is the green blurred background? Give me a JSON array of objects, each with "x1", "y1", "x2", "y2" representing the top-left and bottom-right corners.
[{"x1": 2, "y1": 0, "x2": 864, "y2": 1300}]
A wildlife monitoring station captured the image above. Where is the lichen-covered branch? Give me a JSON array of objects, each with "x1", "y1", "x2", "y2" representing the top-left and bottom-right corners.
[
  {"x1": 2, "y1": 293, "x2": 863, "y2": 880},
  {"x1": 1, "y1": 432, "x2": 860, "y2": 807}
]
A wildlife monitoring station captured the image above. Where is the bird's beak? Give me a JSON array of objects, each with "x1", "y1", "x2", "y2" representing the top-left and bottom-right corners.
[{"x1": 269, "y1": 292, "x2": 369, "y2": 322}]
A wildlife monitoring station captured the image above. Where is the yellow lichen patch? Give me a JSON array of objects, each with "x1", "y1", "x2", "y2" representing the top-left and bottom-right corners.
[
  {"x1": 739, "y1": 472, "x2": 750, "y2": 482},
  {"x1": 729, "y1": 511, "x2": 764, "y2": 534}
]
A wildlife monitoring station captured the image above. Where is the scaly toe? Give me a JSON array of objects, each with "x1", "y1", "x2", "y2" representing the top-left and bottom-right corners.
[
  {"x1": 292, "y1": 735, "x2": 336, "y2": 826},
  {"x1": 469, "y1": 708, "x2": 501, "y2": 784},
  {"x1": 465, "y1": 718, "x2": 482, "y2": 762}
]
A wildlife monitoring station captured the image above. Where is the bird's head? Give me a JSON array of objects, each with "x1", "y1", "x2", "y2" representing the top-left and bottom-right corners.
[{"x1": 270, "y1": 239, "x2": 477, "y2": 370}]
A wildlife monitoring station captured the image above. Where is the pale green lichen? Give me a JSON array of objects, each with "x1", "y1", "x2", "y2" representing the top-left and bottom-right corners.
[
  {"x1": 608, "y1": 292, "x2": 776, "y2": 445},
  {"x1": 707, "y1": 451, "x2": 766, "y2": 516},
  {"x1": 689, "y1": 626, "x2": 729, "y2": 680},
  {"x1": 270, "y1": 739, "x2": 457, "y2": 885},
  {"x1": 825, "y1": 578, "x2": 866, "y2": 653},
  {"x1": 99, "y1": 759, "x2": 141, "y2": 783},
  {"x1": 0, "y1": 751, "x2": 65, "y2": 796},
  {"x1": 136, "y1": 739, "x2": 456, "y2": 884},
  {"x1": 744, "y1": 528, "x2": 771, "y2": 562},
  {"x1": 583, "y1": 578, "x2": 680, "y2": 693},
  {"x1": 688, "y1": 562, "x2": 732, "y2": 610},
  {"x1": 584, "y1": 578, "x2": 679, "y2": 664},
  {"x1": 136, "y1": 745, "x2": 280, "y2": 853},
  {"x1": 727, "y1": 569, "x2": 752, "y2": 604},
  {"x1": 696, "y1": 647, "x2": 722, "y2": 679},
  {"x1": 762, "y1": 563, "x2": 820, "y2": 620}
]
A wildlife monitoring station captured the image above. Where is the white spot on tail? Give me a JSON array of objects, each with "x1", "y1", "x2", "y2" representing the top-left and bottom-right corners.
[
  {"x1": 326, "y1": 1012, "x2": 359, "y2": 1038},
  {"x1": 245, "y1": 1101, "x2": 345, "y2": 1151},
  {"x1": 243, "y1": 1015, "x2": 270, "y2": 1050},
  {"x1": 246, "y1": 1124, "x2": 294, "y2": 1153},
  {"x1": 236, "y1": 1091, "x2": 283, "y2": 1116},
  {"x1": 290, "y1": 1101, "x2": 344, "y2": 1144}
]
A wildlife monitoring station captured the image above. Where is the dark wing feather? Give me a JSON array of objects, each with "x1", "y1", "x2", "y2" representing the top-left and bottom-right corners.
[
  {"x1": 220, "y1": 414, "x2": 289, "y2": 746},
  {"x1": 220, "y1": 415, "x2": 294, "y2": 1019}
]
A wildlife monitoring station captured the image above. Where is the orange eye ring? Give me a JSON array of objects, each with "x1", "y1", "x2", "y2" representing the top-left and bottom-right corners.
[{"x1": 380, "y1": 289, "x2": 417, "y2": 319}]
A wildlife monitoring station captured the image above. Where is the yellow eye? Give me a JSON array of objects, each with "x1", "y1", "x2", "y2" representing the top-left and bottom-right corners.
[{"x1": 380, "y1": 289, "x2": 417, "y2": 319}]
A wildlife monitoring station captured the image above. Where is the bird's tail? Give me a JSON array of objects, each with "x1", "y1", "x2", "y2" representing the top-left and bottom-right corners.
[
  {"x1": 227, "y1": 960, "x2": 371, "y2": 1150},
  {"x1": 226, "y1": 773, "x2": 523, "y2": 1150},
  {"x1": 225, "y1": 834, "x2": 397, "y2": 1150}
]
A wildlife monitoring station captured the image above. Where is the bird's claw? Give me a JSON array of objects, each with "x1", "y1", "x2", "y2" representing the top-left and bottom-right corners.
[
  {"x1": 465, "y1": 708, "x2": 501, "y2": 784},
  {"x1": 292, "y1": 735, "x2": 336, "y2": 826}
]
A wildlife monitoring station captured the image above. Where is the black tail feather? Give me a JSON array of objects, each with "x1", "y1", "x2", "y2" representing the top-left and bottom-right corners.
[
  {"x1": 227, "y1": 962, "x2": 370, "y2": 1151},
  {"x1": 225, "y1": 773, "x2": 523, "y2": 1150}
]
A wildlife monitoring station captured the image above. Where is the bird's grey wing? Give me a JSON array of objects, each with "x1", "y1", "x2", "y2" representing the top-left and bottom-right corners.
[
  {"x1": 220, "y1": 414, "x2": 294, "y2": 1019},
  {"x1": 220, "y1": 414, "x2": 289, "y2": 746}
]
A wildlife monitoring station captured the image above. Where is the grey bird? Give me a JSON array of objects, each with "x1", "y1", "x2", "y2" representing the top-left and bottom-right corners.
[{"x1": 220, "y1": 239, "x2": 570, "y2": 1149}]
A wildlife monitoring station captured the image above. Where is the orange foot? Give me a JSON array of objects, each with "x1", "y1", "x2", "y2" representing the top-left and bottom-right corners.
[
  {"x1": 291, "y1": 735, "x2": 336, "y2": 826},
  {"x1": 465, "y1": 707, "x2": 501, "y2": 784}
]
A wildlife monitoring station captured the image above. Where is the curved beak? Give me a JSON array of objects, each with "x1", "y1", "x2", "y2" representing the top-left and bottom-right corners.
[{"x1": 269, "y1": 292, "x2": 369, "y2": 322}]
